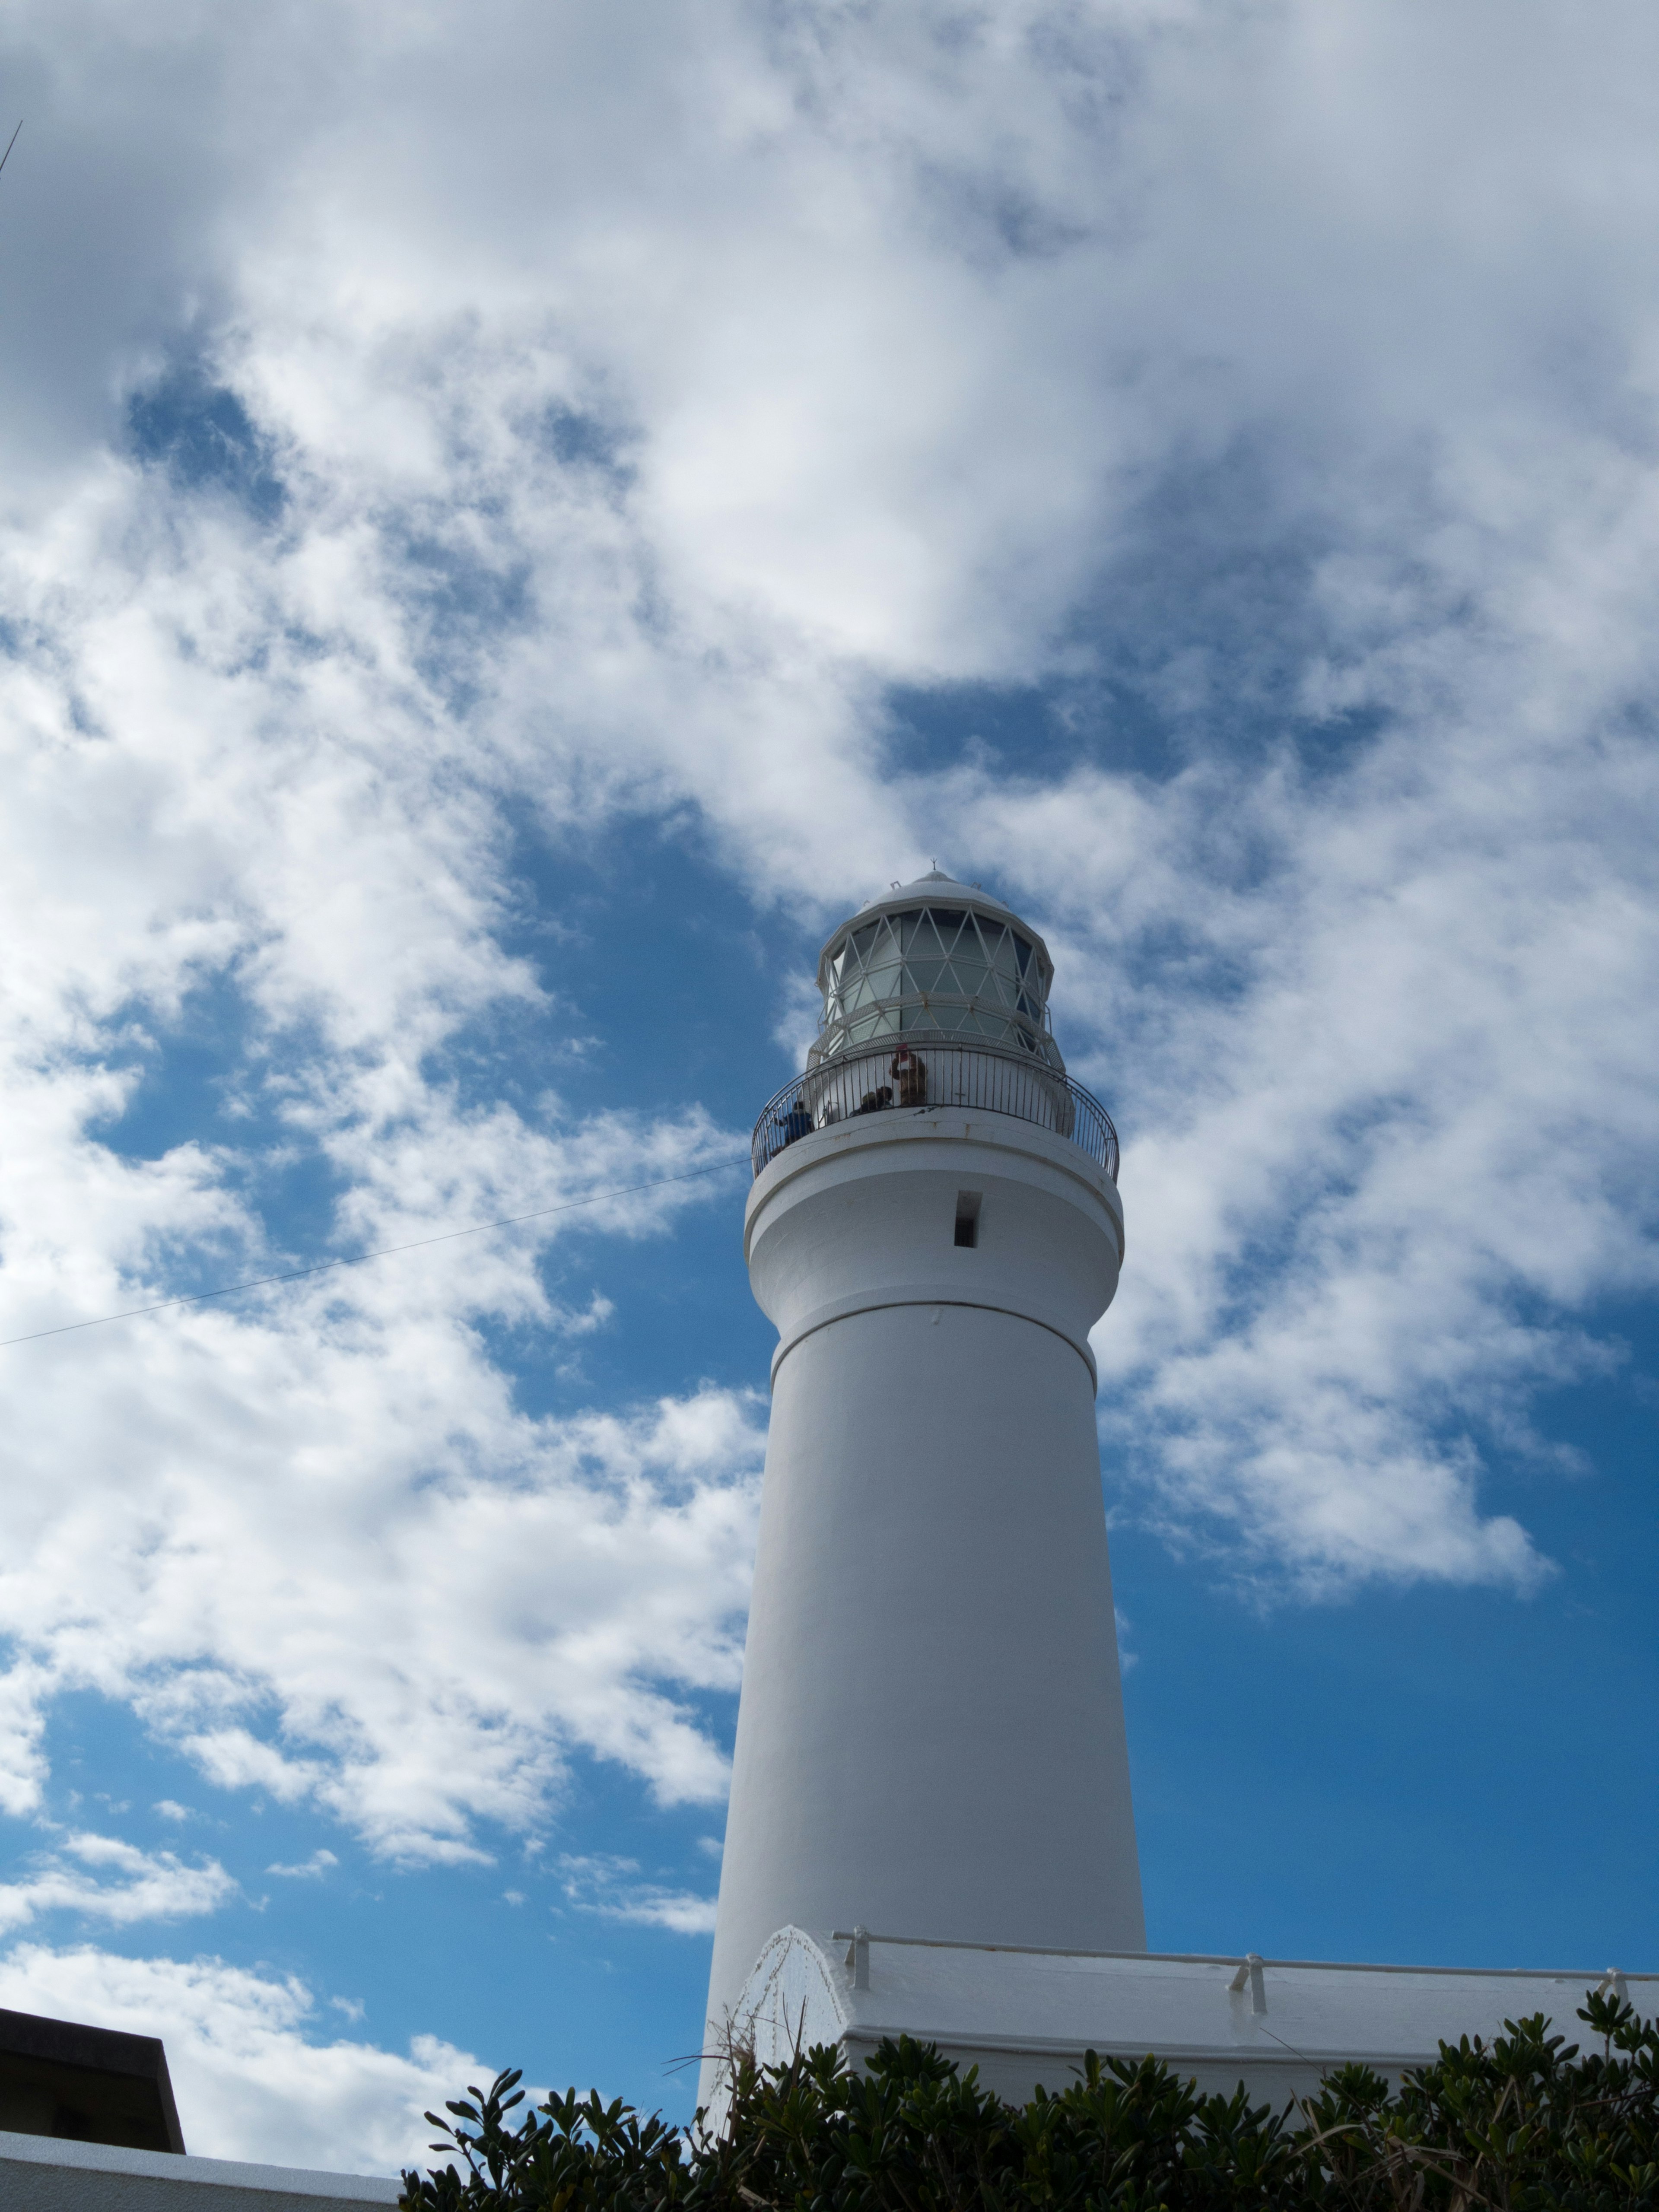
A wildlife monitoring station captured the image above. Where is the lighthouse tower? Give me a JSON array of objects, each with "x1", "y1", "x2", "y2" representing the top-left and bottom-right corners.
[{"x1": 703, "y1": 871, "x2": 1145, "y2": 2075}]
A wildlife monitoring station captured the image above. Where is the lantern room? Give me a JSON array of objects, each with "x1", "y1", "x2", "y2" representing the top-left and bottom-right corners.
[{"x1": 811, "y1": 869, "x2": 1063, "y2": 1071}]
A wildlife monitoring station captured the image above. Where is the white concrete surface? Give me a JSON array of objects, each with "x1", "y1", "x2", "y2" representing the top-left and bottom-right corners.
[
  {"x1": 720, "y1": 1926, "x2": 1656, "y2": 2117},
  {"x1": 0, "y1": 2127, "x2": 400, "y2": 2209},
  {"x1": 703, "y1": 1103, "x2": 1145, "y2": 2098}
]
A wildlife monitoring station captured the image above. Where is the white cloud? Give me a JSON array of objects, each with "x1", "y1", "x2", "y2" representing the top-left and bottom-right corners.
[
  {"x1": 0, "y1": 1833, "x2": 235, "y2": 1937},
  {"x1": 0, "y1": 0, "x2": 1652, "y2": 1895},
  {"x1": 0, "y1": 1370, "x2": 763, "y2": 1858},
  {"x1": 0, "y1": 1942, "x2": 475, "y2": 2173},
  {"x1": 267, "y1": 1850, "x2": 339, "y2": 1879},
  {"x1": 556, "y1": 1853, "x2": 718, "y2": 1937},
  {"x1": 1020, "y1": 682, "x2": 1659, "y2": 1590}
]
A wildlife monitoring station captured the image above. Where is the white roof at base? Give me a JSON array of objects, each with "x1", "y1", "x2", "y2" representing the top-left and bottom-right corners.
[
  {"x1": 0, "y1": 2126, "x2": 400, "y2": 2207},
  {"x1": 716, "y1": 1927, "x2": 1653, "y2": 2114}
]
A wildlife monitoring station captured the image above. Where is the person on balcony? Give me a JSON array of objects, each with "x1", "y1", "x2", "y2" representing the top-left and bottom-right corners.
[
  {"x1": 891, "y1": 1046, "x2": 928, "y2": 1107},
  {"x1": 777, "y1": 1096, "x2": 812, "y2": 1148}
]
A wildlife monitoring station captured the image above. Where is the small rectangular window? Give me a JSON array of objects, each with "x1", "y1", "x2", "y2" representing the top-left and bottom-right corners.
[{"x1": 954, "y1": 1191, "x2": 981, "y2": 1249}]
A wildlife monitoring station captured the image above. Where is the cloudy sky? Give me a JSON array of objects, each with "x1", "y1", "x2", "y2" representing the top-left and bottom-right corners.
[{"x1": 0, "y1": 0, "x2": 1656, "y2": 2176}]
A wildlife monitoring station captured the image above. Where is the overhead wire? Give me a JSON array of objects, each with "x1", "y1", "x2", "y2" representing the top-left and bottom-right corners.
[{"x1": 0, "y1": 1152, "x2": 752, "y2": 1350}]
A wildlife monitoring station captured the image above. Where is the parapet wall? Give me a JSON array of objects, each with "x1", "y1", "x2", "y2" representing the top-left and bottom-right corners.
[
  {"x1": 716, "y1": 1926, "x2": 1655, "y2": 2121},
  {"x1": 0, "y1": 2126, "x2": 399, "y2": 2211}
]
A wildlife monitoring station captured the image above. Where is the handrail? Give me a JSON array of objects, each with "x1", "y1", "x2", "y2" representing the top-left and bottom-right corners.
[{"x1": 752, "y1": 1040, "x2": 1119, "y2": 1182}]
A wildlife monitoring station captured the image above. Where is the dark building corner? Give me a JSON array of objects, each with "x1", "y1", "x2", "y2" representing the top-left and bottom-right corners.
[{"x1": 0, "y1": 2006, "x2": 185, "y2": 2155}]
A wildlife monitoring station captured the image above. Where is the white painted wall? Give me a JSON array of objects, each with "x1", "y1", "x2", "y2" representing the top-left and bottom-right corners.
[
  {"x1": 0, "y1": 2128, "x2": 399, "y2": 2210},
  {"x1": 702, "y1": 1109, "x2": 1144, "y2": 2101},
  {"x1": 723, "y1": 1928, "x2": 1654, "y2": 2120}
]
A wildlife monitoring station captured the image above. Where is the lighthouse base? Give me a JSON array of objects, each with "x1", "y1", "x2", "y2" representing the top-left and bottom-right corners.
[{"x1": 703, "y1": 1926, "x2": 1648, "y2": 2126}]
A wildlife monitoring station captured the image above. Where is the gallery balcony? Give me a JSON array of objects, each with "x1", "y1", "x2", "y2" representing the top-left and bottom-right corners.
[{"x1": 752, "y1": 1038, "x2": 1119, "y2": 1182}]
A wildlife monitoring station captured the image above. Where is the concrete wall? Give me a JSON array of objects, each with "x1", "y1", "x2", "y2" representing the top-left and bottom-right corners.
[
  {"x1": 720, "y1": 1927, "x2": 1656, "y2": 2123},
  {"x1": 0, "y1": 2128, "x2": 400, "y2": 2210},
  {"x1": 703, "y1": 1111, "x2": 1144, "y2": 2098}
]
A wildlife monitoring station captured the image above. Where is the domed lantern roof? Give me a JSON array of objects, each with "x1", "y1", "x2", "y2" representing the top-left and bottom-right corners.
[{"x1": 810, "y1": 868, "x2": 1063, "y2": 1070}]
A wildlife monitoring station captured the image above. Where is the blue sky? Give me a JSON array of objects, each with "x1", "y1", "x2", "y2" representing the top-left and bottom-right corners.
[{"x1": 0, "y1": 0, "x2": 1655, "y2": 2175}]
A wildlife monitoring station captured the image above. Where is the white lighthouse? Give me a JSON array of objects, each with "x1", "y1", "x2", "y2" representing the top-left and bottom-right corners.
[
  {"x1": 697, "y1": 871, "x2": 1654, "y2": 2112},
  {"x1": 702, "y1": 871, "x2": 1145, "y2": 2081}
]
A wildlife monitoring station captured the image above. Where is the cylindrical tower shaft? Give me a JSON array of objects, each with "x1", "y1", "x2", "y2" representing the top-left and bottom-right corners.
[{"x1": 704, "y1": 1096, "x2": 1144, "y2": 2069}]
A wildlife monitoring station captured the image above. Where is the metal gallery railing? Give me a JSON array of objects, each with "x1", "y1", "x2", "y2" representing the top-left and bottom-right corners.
[{"x1": 752, "y1": 1039, "x2": 1119, "y2": 1182}]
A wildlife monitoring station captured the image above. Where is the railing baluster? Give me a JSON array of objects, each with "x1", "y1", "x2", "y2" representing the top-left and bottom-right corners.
[{"x1": 752, "y1": 1042, "x2": 1118, "y2": 1183}]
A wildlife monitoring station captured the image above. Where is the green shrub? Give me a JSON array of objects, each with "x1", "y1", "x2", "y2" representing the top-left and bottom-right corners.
[{"x1": 401, "y1": 1986, "x2": 1659, "y2": 2211}]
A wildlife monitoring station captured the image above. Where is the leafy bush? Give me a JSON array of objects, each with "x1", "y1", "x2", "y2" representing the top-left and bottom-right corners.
[{"x1": 401, "y1": 1986, "x2": 1659, "y2": 2211}]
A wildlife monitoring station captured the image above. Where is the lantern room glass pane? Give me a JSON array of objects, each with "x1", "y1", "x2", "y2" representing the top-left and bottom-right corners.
[
  {"x1": 950, "y1": 933, "x2": 989, "y2": 988},
  {"x1": 816, "y1": 894, "x2": 1056, "y2": 1070}
]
